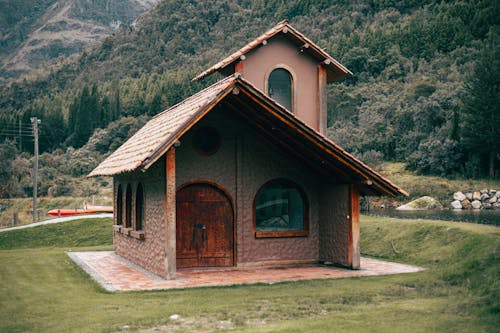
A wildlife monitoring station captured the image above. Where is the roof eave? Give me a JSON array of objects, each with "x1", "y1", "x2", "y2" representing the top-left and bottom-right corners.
[
  {"x1": 138, "y1": 81, "x2": 236, "y2": 172},
  {"x1": 233, "y1": 79, "x2": 406, "y2": 197}
]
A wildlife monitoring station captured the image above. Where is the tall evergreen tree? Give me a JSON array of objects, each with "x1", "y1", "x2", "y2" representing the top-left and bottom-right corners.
[
  {"x1": 101, "y1": 95, "x2": 111, "y2": 126},
  {"x1": 74, "y1": 85, "x2": 92, "y2": 148},
  {"x1": 461, "y1": 31, "x2": 500, "y2": 177},
  {"x1": 89, "y1": 84, "x2": 100, "y2": 130},
  {"x1": 41, "y1": 107, "x2": 66, "y2": 151}
]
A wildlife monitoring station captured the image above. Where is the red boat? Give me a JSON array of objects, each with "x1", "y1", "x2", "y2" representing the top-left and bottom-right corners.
[{"x1": 48, "y1": 205, "x2": 113, "y2": 217}]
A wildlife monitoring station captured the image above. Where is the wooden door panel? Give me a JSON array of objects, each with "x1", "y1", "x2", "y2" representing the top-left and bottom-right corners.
[{"x1": 176, "y1": 184, "x2": 233, "y2": 268}]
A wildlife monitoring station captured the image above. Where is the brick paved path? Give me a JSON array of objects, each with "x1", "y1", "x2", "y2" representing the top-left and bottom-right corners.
[{"x1": 68, "y1": 251, "x2": 424, "y2": 292}]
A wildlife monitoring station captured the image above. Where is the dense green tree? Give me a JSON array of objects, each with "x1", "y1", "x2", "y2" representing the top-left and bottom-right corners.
[
  {"x1": 1, "y1": 0, "x2": 499, "y2": 182},
  {"x1": 39, "y1": 107, "x2": 66, "y2": 152},
  {"x1": 0, "y1": 140, "x2": 25, "y2": 198},
  {"x1": 460, "y1": 32, "x2": 500, "y2": 178}
]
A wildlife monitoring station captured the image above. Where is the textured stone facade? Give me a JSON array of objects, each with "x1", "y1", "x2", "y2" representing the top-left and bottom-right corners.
[
  {"x1": 176, "y1": 107, "x2": 320, "y2": 265},
  {"x1": 113, "y1": 158, "x2": 167, "y2": 278},
  {"x1": 113, "y1": 106, "x2": 356, "y2": 276}
]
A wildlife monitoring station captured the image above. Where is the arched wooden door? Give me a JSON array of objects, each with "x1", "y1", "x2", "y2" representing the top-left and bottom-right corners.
[{"x1": 176, "y1": 183, "x2": 234, "y2": 268}]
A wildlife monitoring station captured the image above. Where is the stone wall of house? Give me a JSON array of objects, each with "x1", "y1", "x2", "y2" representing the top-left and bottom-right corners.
[
  {"x1": 177, "y1": 107, "x2": 340, "y2": 266},
  {"x1": 113, "y1": 157, "x2": 167, "y2": 278},
  {"x1": 319, "y1": 185, "x2": 352, "y2": 267},
  {"x1": 112, "y1": 104, "x2": 354, "y2": 275}
]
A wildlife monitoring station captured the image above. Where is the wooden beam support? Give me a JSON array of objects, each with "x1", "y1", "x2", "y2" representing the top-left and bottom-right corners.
[
  {"x1": 348, "y1": 185, "x2": 360, "y2": 269},
  {"x1": 318, "y1": 65, "x2": 327, "y2": 135},
  {"x1": 300, "y1": 43, "x2": 310, "y2": 53},
  {"x1": 235, "y1": 61, "x2": 243, "y2": 75},
  {"x1": 235, "y1": 84, "x2": 404, "y2": 197},
  {"x1": 227, "y1": 94, "x2": 353, "y2": 180},
  {"x1": 222, "y1": 99, "x2": 344, "y2": 181},
  {"x1": 164, "y1": 148, "x2": 176, "y2": 279}
]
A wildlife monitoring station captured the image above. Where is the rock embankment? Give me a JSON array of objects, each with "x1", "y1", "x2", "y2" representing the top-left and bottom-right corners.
[
  {"x1": 397, "y1": 196, "x2": 443, "y2": 210},
  {"x1": 451, "y1": 189, "x2": 499, "y2": 210}
]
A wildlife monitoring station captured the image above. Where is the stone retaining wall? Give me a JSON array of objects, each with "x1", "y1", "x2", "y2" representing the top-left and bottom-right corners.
[{"x1": 451, "y1": 189, "x2": 499, "y2": 210}]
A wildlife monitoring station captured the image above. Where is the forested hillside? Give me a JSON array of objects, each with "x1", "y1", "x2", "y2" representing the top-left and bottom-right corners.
[
  {"x1": 0, "y1": 0, "x2": 499, "y2": 198},
  {"x1": 0, "y1": 0, "x2": 159, "y2": 78}
]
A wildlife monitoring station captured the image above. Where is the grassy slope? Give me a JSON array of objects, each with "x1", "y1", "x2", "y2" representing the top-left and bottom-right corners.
[
  {"x1": 0, "y1": 217, "x2": 498, "y2": 332},
  {"x1": 0, "y1": 218, "x2": 112, "y2": 249},
  {"x1": 0, "y1": 186, "x2": 112, "y2": 228},
  {"x1": 375, "y1": 163, "x2": 500, "y2": 207}
]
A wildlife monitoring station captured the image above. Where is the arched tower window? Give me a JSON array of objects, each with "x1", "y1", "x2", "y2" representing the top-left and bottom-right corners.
[
  {"x1": 135, "y1": 183, "x2": 144, "y2": 231},
  {"x1": 267, "y1": 68, "x2": 293, "y2": 112},
  {"x1": 116, "y1": 184, "x2": 123, "y2": 225},
  {"x1": 125, "y1": 184, "x2": 132, "y2": 228}
]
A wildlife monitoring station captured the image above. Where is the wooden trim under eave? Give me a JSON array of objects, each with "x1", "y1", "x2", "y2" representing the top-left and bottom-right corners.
[
  {"x1": 348, "y1": 185, "x2": 360, "y2": 269},
  {"x1": 317, "y1": 65, "x2": 327, "y2": 135},
  {"x1": 164, "y1": 148, "x2": 176, "y2": 279}
]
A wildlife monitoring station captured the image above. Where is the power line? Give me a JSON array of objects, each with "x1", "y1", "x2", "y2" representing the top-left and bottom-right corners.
[
  {"x1": 0, "y1": 131, "x2": 34, "y2": 137},
  {"x1": 1, "y1": 122, "x2": 33, "y2": 128},
  {"x1": 1, "y1": 126, "x2": 33, "y2": 131}
]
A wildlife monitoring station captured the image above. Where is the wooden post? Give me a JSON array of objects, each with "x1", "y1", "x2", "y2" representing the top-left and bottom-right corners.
[
  {"x1": 235, "y1": 60, "x2": 243, "y2": 75},
  {"x1": 164, "y1": 148, "x2": 176, "y2": 279},
  {"x1": 317, "y1": 65, "x2": 327, "y2": 135},
  {"x1": 348, "y1": 186, "x2": 360, "y2": 269}
]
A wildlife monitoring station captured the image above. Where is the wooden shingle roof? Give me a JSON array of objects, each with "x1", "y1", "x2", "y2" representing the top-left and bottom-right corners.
[
  {"x1": 193, "y1": 20, "x2": 352, "y2": 83},
  {"x1": 88, "y1": 76, "x2": 236, "y2": 177},
  {"x1": 89, "y1": 74, "x2": 407, "y2": 197}
]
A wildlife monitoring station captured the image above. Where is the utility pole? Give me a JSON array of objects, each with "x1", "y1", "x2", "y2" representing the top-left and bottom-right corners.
[
  {"x1": 31, "y1": 117, "x2": 41, "y2": 223},
  {"x1": 18, "y1": 118, "x2": 22, "y2": 151}
]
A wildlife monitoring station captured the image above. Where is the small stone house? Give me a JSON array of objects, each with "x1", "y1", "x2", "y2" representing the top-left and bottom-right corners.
[{"x1": 89, "y1": 21, "x2": 406, "y2": 279}]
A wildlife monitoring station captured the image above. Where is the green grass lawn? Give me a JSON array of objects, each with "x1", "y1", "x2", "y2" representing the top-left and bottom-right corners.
[{"x1": 0, "y1": 217, "x2": 498, "y2": 332}]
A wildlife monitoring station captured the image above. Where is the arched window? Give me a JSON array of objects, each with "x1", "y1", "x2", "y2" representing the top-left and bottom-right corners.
[
  {"x1": 125, "y1": 184, "x2": 132, "y2": 228},
  {"x1": 268, "y1": 68, "x2": 293, "y2": 112},
  {"x1": 116, "y1": 184, "x2": 123, "y2": 225},
  {"x1": 254, "y1": 179, "x2": 308, "y2": 237},
  {"x1": 135, "y1": 183, "x2": 144, "y2": 231}
]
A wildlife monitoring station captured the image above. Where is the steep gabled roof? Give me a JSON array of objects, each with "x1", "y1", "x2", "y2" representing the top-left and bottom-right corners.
[
  {"x1": 193, "y1": 20, "x2": 352, "y2": 83},
  {"x1": 89, "y1": 74, "x2": 406, "y2": 197},
  {"x1": 88, "y1": 76, "x2": 236, "y2": 177}
]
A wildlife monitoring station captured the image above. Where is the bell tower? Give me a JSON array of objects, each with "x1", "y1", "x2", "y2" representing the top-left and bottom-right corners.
[{"x1": 194, "y1": 21, "x2": 351, "y2": 134}]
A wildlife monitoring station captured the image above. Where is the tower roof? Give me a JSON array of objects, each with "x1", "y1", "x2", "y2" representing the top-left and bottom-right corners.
[{"x1": 193, "y1": 20, "x2": 352, "y2": 83}]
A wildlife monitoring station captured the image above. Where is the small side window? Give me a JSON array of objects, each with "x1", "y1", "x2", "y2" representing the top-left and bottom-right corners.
[
  {"x1": 125, "y1": 184, "x2": 132, "y2": 228},
  {"x1": 116, "y1": 184, "x2": 123, "y2": 225},
  {"x1": 135, "y1": 183, "x2": 144, "y2": 231}
]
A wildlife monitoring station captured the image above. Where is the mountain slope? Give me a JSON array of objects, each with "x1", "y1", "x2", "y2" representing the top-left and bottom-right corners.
[
  {"x1": 0, "y1": 0, "x2": 159, "y2": 79},
  {"x1": 0, "y1": 0, "x2": 498, "y2": 180}
]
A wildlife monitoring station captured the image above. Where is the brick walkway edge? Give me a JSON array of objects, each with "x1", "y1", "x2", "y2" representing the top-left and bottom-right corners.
[{"x1": 67, "y1": 251, "x2": 424, "y2": 292}]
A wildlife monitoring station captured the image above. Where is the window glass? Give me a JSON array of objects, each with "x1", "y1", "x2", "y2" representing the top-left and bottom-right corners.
[
  {"x1": 125, "y1": 184, "x2": 132, "y2": 228},
  {"x1": 255, "y1": 181, "x2": 305, "y2": 232},
  {"x1": 268, "y1": 68, "x2": 292, "y2": 112},
  {"x1": 135, "y1": 183, "x2": 144, "y2": 231},
  {"x1": 116, "y1": 185, "x2": 123, "y2": 225}
]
